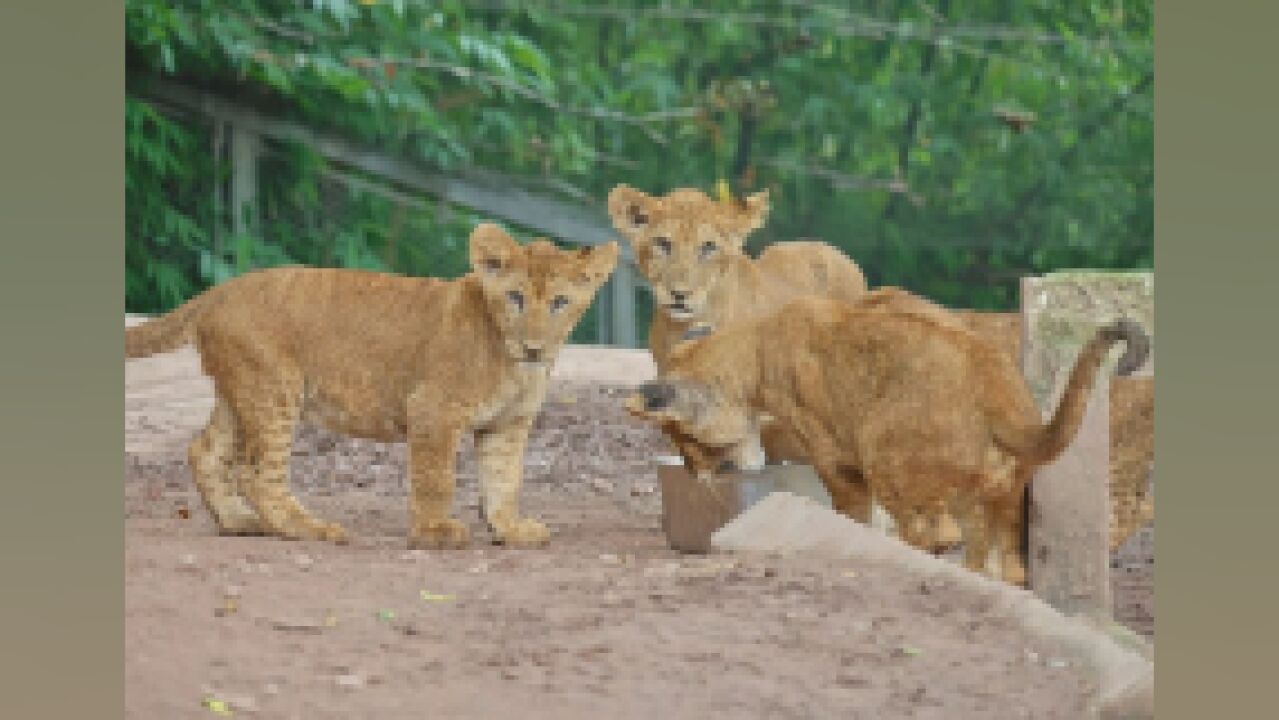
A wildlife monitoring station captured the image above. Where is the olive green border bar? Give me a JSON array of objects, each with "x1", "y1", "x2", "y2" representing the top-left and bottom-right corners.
[
  {"x1": 0, "y1": 3, "x2": 123, "y2": 718},
  {"x1": 1157, "y1": 1, "x2": 1278, "y2": 718},
  {"x1": 1, "y1": 2, "x2": 1274, "y2": 719}
]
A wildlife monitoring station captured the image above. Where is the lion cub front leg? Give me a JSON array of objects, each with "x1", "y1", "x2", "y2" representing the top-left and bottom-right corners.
[
  {"x1": 406, "y1": 419, "x2": 470, "y2": 549},
  {"x1": 476, "y1": 416, "x2": 549, "y2": 547}
]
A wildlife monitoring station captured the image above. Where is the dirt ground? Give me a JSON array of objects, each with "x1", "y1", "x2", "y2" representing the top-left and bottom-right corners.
[{"x1": 127, "y1": 335, "x2": 1109, "y2": 719}]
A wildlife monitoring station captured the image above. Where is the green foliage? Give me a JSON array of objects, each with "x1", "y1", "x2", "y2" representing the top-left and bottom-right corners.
[
  {"x1": 126, "y1": 0, "x2": 1153, "y2": 334},
  {"x1": 125, "y1": 96, "x2": 216, "y2": 312}
]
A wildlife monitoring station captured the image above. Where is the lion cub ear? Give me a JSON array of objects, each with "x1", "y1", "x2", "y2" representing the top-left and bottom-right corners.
[
  {"x1": 469, "y1": 223, "x2": 519, "y2": 275},
  {"x1": 721, "y1": 189, "x2": 771, "y2": 242},
  {"x1": 607, "y1": 185, "x2": 657, "y2": 239},
  {"x1": 575, "y1": 241, "x2": 620, "y2": 286}
]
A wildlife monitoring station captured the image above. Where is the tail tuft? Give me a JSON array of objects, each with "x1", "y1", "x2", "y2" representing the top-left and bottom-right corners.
[{"x1": 1101, "y1": 317, "x2": 1151, "y2": 376}]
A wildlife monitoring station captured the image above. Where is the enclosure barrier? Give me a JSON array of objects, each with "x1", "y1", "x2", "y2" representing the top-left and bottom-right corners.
[
  {"x1": 131, "y1": 78, "x2": 645, "y2": 348},
  {"x1": 1021, "y1": 271, "x2": 1154, "y2": 619}
]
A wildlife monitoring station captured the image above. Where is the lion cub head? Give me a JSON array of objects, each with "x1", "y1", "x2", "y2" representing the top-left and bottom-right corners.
[
  {"x1": 607, "y1": 185, "x2": 769, "y2": 322},
  {"x1": 469, "y1": 223, "x2": 618, "y2": 367},
  {"x1": 624, "y1": 332, "x2": 767, "y2": 478}
]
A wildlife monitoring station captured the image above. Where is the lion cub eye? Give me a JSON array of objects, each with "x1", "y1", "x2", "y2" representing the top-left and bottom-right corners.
[
  {"x1": 699, "y1": 241, "x2": 718, "y2": 259},
  {"x1": 550, "y1": 295, "x2": 570, "y2": 313},
  {"x1": 506, "y1": 290, "x2": 525, "y2": 311},
  {"x1": 653, "y1": 237, "x2": 672, "y2": 256}
]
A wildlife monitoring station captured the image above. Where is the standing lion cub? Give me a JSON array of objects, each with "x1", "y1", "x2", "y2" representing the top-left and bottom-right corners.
[
  {"x1": 626, "y1": 296, "x2": 1149, "y2": 586},
  {"x1": 126, "y1": 224, "x2": 618, "y2": 548}
]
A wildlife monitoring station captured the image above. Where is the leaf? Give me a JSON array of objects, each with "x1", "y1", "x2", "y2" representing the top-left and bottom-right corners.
[{"x1": 202, "y1": 697, "x2": 232, "y2": 716}]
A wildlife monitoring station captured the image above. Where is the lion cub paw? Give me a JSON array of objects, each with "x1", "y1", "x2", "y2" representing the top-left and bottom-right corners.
[
  {"x1": 275, "y1": 520, "x2": 349, "y2": 544},
  {"x1": 493, "y1": 518, "x2": 551, "y2": 548},
  {"x1": 408, "y1": 518, "x2": 471, "y2": 549},
  {"x1": 320, "y1": 522, "x2": 351, "y2": 544},
  {"x1": 1002, "y1": 559, "x2": 1028, "y2": 588},
  {"x1": 216, "y1": 516, "x2": 267, "y2": 537}
]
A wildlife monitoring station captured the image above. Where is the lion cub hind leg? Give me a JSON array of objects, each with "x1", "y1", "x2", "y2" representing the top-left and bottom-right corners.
[
  {"x1": 991, "y1": 496, "x2": 1029, "y2": 587},
  {"x1": 476, "y1": 418, "x2": 549, "y2": 548},
  {"x1": 231, "y1": 377, "x2": 348, "y2": 543},
  {"x1": 930, "y1": 510, "x2": 965, "y2": 552},
  {"x1": 821, "y1": 466, "x2": 874, "y2": 525},
  {"x1": 189, "y1": 397, "x2": 264, "y2": 536}
]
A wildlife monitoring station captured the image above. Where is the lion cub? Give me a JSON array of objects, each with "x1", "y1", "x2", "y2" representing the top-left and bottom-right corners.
[
  {"x1": 606, "y1": 184, "x2": 869, "y2": 465},
  {"x1": 606, "y1": 184, "x2": 971, "y2": 549},
  {"x1": 606, "y1": 184, "x2": 867, "y2": 371},
  {"x1": 625, "y1": 296, "x2": 1149, "y2": 586},
  {"x1": 126, "y1": 224, "x2": 617, "y2": 548}
]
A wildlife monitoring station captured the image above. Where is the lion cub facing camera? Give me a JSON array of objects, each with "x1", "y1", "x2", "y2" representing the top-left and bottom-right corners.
[{"x1": 126, "y1": 224, "x2": 618, "y2": 548}]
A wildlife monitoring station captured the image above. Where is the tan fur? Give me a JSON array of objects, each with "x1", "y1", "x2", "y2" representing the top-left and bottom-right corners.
[
  {"x1": 126, "y1": 224, "x2": 618, "y2": 548},
  {"x1": 605, "y1": 185, "x2": 863, "y2": 473},
  {"x1": 605, "y1": 185, "x2": 981, "y2": 549},
  {"x1": 626, "y1": 296, "x2": 1149, "y2": 586},
  {"x1": 1110, "y1": 376, "x2": 1155, "y2": 550},
  {"x1": 606, "y1": 185, "x2": 868, "y2": 370},
  {"x1": 941, "y1": 310, "x2": 1157, "y2": 550}
]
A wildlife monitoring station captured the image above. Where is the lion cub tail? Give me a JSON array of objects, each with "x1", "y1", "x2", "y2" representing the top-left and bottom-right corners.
[
  {"x1": 992, "y1": 318, "x2": 1150, "y2": 466},
  {"x1": 125, "y1": 291, "x2": 213, "y2": 359}
]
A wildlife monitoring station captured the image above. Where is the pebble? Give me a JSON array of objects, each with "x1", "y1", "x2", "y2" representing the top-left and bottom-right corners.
[
  {"x1": 226, "y1": 694, "x2": 259, "y2": 714},
  {"x1": 643, "y1": 561, "x2": 682, "y2": 577},
  {"x1": 268, "y1": 617, "x2": 325, "y2": 634},
  {"x1": 1024, "y1": 650, "x2": 1041, "y2": 664},
  {"x1": 589, "y1": 478, "x2": 615, "y2": 494},
  {"x1": 835, "y1": 673, "x2": 870, "y2": 688},
  {"x1": 263, "y1": 683, "x2": 280, "y2": 696},
  {"x1": 1047, "y1": 657, "x2": 1070, "y2": 669},
  {"x1": 293, "y1": 554, "x2": 315, "y2": 570},
  {"x1": 598, "y1": 553, "x2": 621, "y2": 565},
  {"x1": 177, "y1": 553, "x2": 198, "y2": 570},
  {"x1": 335, "y1": 673, "x2": 366, "y2": 690}
]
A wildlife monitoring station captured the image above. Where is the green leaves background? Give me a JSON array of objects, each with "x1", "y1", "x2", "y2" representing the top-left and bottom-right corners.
[{"x1": 126, "y1": 0, "x2": 1152, "y2": 336}]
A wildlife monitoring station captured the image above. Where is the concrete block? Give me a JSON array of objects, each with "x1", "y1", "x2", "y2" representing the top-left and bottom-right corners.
[
  {"x1": 657, "y1": 459, "x2": 831, "y2": 554},
  {"x1": 712, "y1": 492, "x2": 1153, "y2": 719},
  {"x1": 1022, "y1": 272, "x2": 1154, "y2": 618}
]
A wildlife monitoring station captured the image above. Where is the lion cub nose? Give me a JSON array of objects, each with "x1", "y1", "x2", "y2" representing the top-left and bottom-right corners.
[
  {"x1": 523, "y1": 345, "x2": 544, "y2": 362},
  {"x1": 639, "y1": 381, "x2": 676, "y2": 410},
  {"x1": 670, "y1": 290, "x2": 690, "y2": 303}
]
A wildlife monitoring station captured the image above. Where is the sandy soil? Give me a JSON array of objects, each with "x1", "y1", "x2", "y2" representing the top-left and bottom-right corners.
[
  {"x1": 126, "y1": 334, "x2": 1104, "y2": 719},
  {"x1": 127, "y1": 500, "x2": 1099, "y2": 720}
]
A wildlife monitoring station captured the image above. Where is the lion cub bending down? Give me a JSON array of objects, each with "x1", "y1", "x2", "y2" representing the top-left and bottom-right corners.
[
  {"x1": 126, "y1": 224, "x2": 617, "y2": 548},
  {"x1": 607, "y1": 184, "x2": 873, "y2": 469},
  {"x1": 626, "y1": 296, "x2": 1149, "y2": 585}
]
